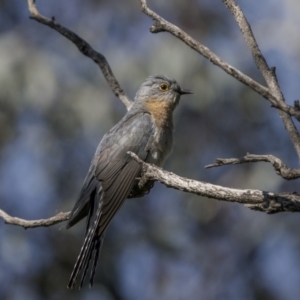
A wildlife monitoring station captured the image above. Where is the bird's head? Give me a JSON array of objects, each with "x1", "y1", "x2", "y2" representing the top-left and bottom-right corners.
[{"x1": 134, "y1": 75, "x2": 192, "y2": 111}]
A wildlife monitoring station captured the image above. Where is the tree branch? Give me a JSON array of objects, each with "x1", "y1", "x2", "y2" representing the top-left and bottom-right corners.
[
  {"x1": 222, "y1": 0, "x2": 300, "y2": 161},
  {"x1": 128, "y1": 152, "x2": 300, "y2": 214},
  {"x1": 139, "y1": 0, "x2": 300, "y2": 158},
  {"x1": 26, "y1": 0, "x2": 132, "y2": 110},
  {"x1": 0, "y1": 209, "x2": 69, "y2": 229},
  {"x1": 2, "y1": 151, "x2": 300, "y2": 230},
  {"x1": 139, "y1": 1, "x2": 273, "y2": 103},
  {"x1": 205, "y1": 153, "x2": 300, "y2": 180}
]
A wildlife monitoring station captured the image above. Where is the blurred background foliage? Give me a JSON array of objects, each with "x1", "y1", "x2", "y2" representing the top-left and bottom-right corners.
[{"x1": 1, "y1": 0, "x2": 300, "y2": 299}]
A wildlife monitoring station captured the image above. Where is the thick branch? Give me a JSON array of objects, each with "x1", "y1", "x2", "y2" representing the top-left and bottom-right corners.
[
  {"x1": 26, "y1": 0, "x2": 132, "y2": 110},
  {"x1": 222, "y1": 0, "x2": 300, "y2": 160},
  {"x1": 0, "y1": 209, "x2": 69, "y2": 229},
  {"x1": 129, "y1": 152, "x2": 300, "y2": 213},
  {"x1": 2, "y1": 152, "x2": 300, "y2": 230},
  {"x1": 205, "y1": 153, "x2": 300, "y2": 180}
]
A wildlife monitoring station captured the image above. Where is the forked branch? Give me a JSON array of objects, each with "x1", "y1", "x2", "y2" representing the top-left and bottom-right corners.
[{"x1": 222, "y1": 0, "x2": 300, "y2": 160}]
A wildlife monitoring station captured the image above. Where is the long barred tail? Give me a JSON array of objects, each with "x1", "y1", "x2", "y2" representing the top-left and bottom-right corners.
[
  {"x1": 67, "y1": 158, "x2": 141, "y2": 288},
  {"x1": 67, "y1": 189, "x2": 104, "y2": 289}
]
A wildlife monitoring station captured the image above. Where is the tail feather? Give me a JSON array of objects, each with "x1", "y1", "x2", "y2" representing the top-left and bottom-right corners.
[
  {"x1": 68, "y1": 158, "x2": 142, "y2": 288},
  {"x1": 68, "y1": 189, "x2": 103, "y2": 289},
  {"x1": 79, "y1": 239, "x2": 94, "y2": 289},
  {"x1": 85, "y1": 189, "x2": 97, "y2": 236},
  {"x1": 78, "y1": 235, "x2": 103, "y2": 289},
  {"x1": 89, "y1": 236, "x2": 103, "y2": 288}
]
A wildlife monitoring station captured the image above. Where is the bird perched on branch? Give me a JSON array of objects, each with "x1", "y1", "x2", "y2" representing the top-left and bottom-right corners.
[{"x1": 67, "y1": 75, "x2": 192, "y2": 289}]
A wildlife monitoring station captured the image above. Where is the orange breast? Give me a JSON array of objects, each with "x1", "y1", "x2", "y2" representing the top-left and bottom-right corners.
[{"x1": 145, "y1": 99, "x2": 173, "y2": 128}]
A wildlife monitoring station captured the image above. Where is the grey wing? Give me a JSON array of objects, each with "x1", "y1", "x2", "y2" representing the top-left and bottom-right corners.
[
  {"x1": 67, "y1": 112, "x2": 154, "y2": 289},
  {"x1": 66, "y1": 165, "x2": 97, "y2": 229}
]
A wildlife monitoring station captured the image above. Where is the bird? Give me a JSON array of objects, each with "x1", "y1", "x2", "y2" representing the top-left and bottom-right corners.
[{"x1": 66, "y1": 74, "x2": 192, "y2": 289}]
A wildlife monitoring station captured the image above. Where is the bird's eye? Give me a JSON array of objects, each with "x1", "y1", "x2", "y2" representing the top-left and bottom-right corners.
[{"x1": 159, "y1": 83, "x2": 169, "y2": 92}]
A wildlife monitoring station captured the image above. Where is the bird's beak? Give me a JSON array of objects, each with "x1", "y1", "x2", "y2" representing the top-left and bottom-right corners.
[{"x1": 179, "y1": 88, "x2": 193, "y2": 95}]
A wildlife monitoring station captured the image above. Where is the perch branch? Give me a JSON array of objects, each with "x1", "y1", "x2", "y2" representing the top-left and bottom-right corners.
[
  {"x1": 2, "y1": 151, "x2": 300, "y2": 229},
  {"x1": 205, "y1": 153, "x2": 300, "y2": 180},
  {"x1": 26, "y1": 0, "x2": 132, "y2": 110},
  {"x1": 0, "y1": 209, "x2": 69, "y2": 229},
  {"x1": 128, "y1": 152, "x2": 300, "y2": 213}
]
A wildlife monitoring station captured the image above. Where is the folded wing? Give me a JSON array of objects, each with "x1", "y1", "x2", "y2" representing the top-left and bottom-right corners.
[{"x1": 67, "y1": 112, "x2": 154, "y2": 289}]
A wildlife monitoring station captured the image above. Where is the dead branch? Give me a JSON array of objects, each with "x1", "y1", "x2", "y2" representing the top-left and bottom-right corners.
[
  {"x1": 222, "y1": 0, "x2": 300, "y2": 161},
  {"x1": 1, "y1": 150, "x2": 299, "y2": 230},
  {"x1": 128, "y1": 152, "x2": 300, "y2": 213},
  {"x1": 139, "y1": 1, "x2": 273, "y2": 103},
  {"x1": 205, "y1": 153, "x2": 300, "y2": 180},
  {"x1": 139, "y1": 0, "x2": 300, "y2": 159},
  {"x1": 0, "y1": 209, "x2": 69, "y2": 229},
  {"x1": 26, "y1": 0, "x2": 132, "y2": 110}
]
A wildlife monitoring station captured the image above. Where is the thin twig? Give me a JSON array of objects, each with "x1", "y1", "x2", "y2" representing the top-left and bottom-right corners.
[
  {"x1": 26, "y1": 0, "x2": 132, "y2": 110},
  {"x1": 0, "y1": 209, "x2": 69, "y2": 229},
  {"x1": 222, "y1": 0, "x2": 300, "y2": 161},
  {"x1": 205, "y1": 153, "x2": 300, "y2": 180}
]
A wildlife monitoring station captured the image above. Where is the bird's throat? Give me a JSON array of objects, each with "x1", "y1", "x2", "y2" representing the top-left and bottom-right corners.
[{"x1": 145, "y1": 99, "x2": 174, "y2": 129}]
